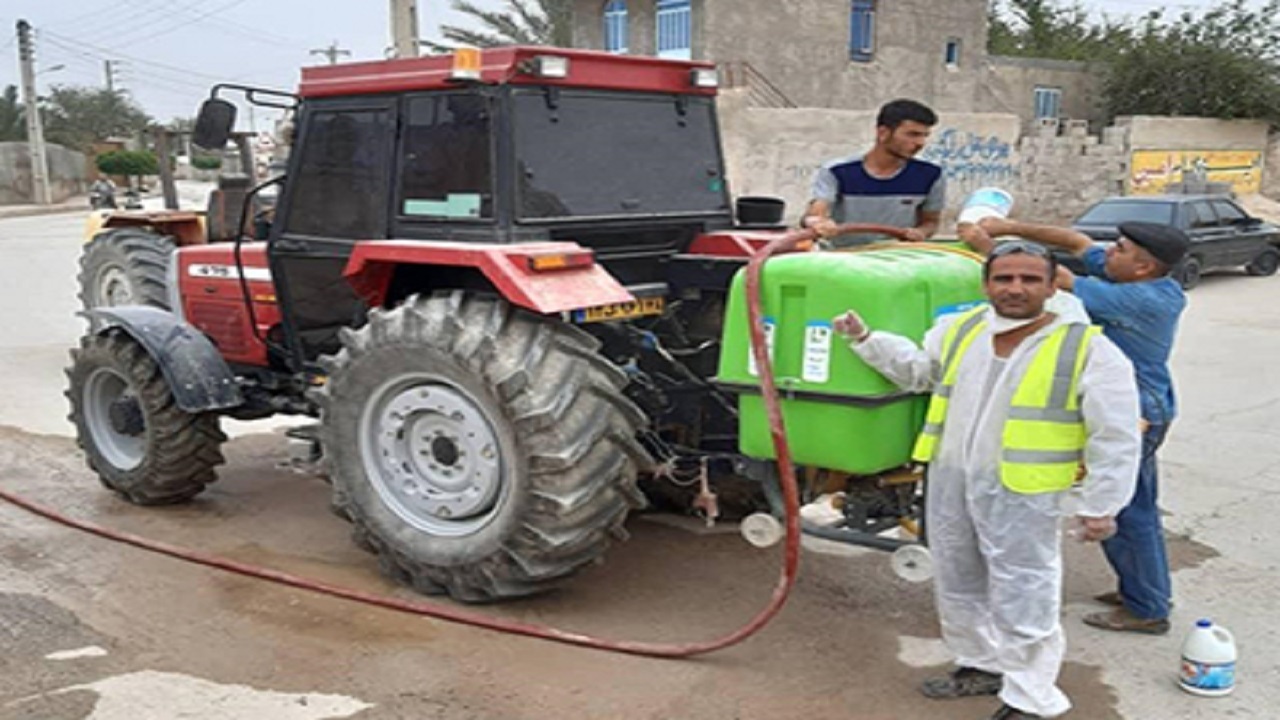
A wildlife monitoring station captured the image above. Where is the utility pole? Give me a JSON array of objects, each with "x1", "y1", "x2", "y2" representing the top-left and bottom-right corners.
[
  {"x1": 104, "y1": 59, "x2": 120, "y2": 93},
  {"x1": 16, "y1": 20, "x2": 52, "y2": 205},
  {"x1": 309, "y1": 41, "x2": 351, "y2": 65},
  {"x1": 389, "y1": 0, "x2": 420, "y2": 59}
]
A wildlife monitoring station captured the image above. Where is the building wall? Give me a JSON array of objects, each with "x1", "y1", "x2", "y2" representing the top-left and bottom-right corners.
[
  {"x1": 571, "y1": 0, "x2": 1099, "y2": 128},
  {"x1": 980, "y1": 56, "x2": 1103, "y2": 130},
  {"x1": 701, "y1": 0, "x2": 988, "y2": 112},
  {"x1": 1265, "y1": 133, "x2": 1280, "y2": 201},
  {"x1": 0, "y1": 142, "x2": 88, "y2": 205},
  {"x1": 718, "y1": 93, "x2": 1125, "y2": 227},
  {"x1": 1117, "y1": 116, "x2": 1269, "y2": 196}
]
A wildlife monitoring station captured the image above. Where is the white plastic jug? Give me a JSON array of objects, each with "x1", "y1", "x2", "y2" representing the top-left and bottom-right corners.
[
  {"x1": 957, "y1": 187, "x2": 1014, "y2": 224},
  {"x1": 1178, "y1": 619, "x2": 1237, "y2": 697}
]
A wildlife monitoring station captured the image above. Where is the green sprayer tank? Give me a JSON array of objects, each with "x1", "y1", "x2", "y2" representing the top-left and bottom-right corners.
[{"x1": 718, "y1": 245, "x2": 985, "y2": 475}]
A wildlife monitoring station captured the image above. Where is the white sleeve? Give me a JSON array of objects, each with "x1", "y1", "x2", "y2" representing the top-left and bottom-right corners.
[
  {"x1": 1076, "y1": 335, "x2": 1141, "y2": 517},
  {"x1": 811, "y1": 165, "x2": 838, "y2": 204},
  {"x1": 848, "y1": 318, "x2": 952, "y2": 394}
]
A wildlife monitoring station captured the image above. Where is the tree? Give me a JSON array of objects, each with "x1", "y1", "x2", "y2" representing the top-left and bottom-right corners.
[
  {"x1": 97, "y1": 149, "x2": 159, "y2": 186},
  {"x1": 987, "y1": 0, "x2": 1130, "y2": 61},
  {"x1": 1102, "y1": 0, "x2": 1280, "y2": 124},
  {"x1": 42, "y1": 86, "x2": 151, "y2": 152},
  {"x1": 425, "y1": 0, "x2": 573, "y2": 51},
  {"x1": 0, "y1": 85, "x2": 24, "y2": 142}
]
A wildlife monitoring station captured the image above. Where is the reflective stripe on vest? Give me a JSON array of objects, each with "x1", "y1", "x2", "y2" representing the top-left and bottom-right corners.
[
  {"x1": 911, "y1": 308, "x2": 1101, "y2": 494},
  {"x1": 1001, "y1": 322, "x2": 1100, "y2": 493},
  {"x1": 911, "y1": 306, "x2": 988, "y2": 462}
]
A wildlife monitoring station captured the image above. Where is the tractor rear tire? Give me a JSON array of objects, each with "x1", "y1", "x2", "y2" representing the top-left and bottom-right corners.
[
  {"x1": 66, "y1": 330, "x2": 226, "y2": 505},
  {"x1": 315, "y1": 292, "x2": 652, "y2": 602},
  {"x1": 79, "y1": 228, "x2": 175, "y2": 311}
]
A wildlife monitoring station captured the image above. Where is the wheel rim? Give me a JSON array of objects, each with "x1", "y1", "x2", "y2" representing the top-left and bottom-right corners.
[
  {"x1": 95, "y1": 264, "x2": 134, "y2": 306},
  {"x1": 83, "y1": 367, "x2": 146, "y2": 471},
  {"x1": 360, "y1": 375, "x2": 505, "y2": 536}
]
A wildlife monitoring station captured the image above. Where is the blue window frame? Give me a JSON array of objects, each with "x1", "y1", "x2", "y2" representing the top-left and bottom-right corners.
[
  {"x1": 945, "y1": 38, "x2": 960, "y2": 66},
  {"x1": 1034, "y1": 86, "x2": 1062, "y2": 119},
  {"x1": 603, "y1": 0, "x2": 628, "y2": 54},
  {"x1": 656, "y1": 0, "x2": 691, "y2": 60},
  {"x1": 850, "y1": 0, "x2": 875, "y2": 62}
]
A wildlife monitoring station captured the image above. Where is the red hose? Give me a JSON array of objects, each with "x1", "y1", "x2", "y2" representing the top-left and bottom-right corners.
[{"x1": 0, "y1": 222, "x2": 909, "y2": 658}]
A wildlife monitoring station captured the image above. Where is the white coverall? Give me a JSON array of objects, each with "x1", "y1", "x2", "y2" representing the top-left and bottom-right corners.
[{"x1": 853, "y1": 307, "x2": 1140, "y2": 717}]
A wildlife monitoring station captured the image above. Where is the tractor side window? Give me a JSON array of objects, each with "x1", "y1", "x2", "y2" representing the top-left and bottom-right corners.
[
  {"x1": 398, "y1": 94, "x2": 493, "y2": 220},
  {"x1": 285, "y1": 108, "x2": 392, "y2": 239}
]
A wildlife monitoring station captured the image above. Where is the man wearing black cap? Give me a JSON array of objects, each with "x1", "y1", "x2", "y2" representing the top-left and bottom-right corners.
[{"x1": 972, "y1": 216, "x2": 1190, "y2": 636}]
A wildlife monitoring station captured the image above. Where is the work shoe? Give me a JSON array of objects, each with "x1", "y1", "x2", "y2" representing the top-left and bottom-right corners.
[
  {"x1": 920, "y1": 667, "x2": 1002, "y2": 699},
  {"x1": 988, "y1": 703, "x2": 1042, "y2": 719},
  {"x1": 1083, "y1": 607, "x2": 1170, "y2": 635}
]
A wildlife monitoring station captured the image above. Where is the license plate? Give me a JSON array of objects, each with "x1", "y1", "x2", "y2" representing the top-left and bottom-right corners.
[{"x1": 572, "y1": 296, "x2": 666, "y2": 323}]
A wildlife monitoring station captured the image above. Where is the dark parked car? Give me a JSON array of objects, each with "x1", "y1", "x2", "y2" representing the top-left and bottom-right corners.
[{"x1": 1067, "y1": 195, "x2": 1280, "y2": 289}]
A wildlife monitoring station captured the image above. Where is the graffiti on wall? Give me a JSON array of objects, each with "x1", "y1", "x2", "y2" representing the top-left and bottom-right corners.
[
  {"x1": 920, "y1": 128, "x2": 1019, "y2": 198},
  {"x1": 1130, "y1": 150, "x2": 1263, "y2": 195}
]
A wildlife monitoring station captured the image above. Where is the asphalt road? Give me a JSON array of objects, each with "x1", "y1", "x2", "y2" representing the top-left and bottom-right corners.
[{"x1": 0, "y1": 210, "x2": 1275, "y2": 719}]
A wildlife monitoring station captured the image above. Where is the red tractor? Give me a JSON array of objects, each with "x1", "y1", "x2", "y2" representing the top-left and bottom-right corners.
[{"x1": 68, "y1": 48, "x2": 904, "y2": 603}]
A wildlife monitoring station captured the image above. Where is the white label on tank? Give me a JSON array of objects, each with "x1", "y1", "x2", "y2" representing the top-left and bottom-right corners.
[
  {"x1": 747, "y1": 317, "x2": 776, "y2": 377},
  {"x1": 802, "y1": 321, "x2": 833, "y2": 383}
]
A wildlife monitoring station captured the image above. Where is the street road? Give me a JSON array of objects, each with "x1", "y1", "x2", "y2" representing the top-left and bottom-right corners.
[{"x1": 0, "y1": 210, "x2": 1276, "y2": 719}]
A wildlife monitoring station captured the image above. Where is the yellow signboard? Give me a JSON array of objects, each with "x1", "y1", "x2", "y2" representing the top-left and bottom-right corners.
[{"x1": 1129, "y1": 150, "x2": 1263, "y2": 196}]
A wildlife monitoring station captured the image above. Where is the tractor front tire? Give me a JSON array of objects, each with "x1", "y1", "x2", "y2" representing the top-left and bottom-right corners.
[
  {"x1": 79, "y1": 228, "x2": 175, "y2": 311},
  {"x1": 316, "y1": 292, "x2": 651, "y2": 602},
  {"x1": 66, "y1": 330, "x2": 226, "y2": 505}
]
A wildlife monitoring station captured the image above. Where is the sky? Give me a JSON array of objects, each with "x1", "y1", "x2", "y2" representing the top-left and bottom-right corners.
[{"x1": 0, "y1": 0, "x2": 1257, "y2": 133}]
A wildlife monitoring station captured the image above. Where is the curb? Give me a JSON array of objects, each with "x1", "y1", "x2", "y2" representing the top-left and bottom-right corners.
[{"x1": 0, "y1": 203, "x2": 91, "y2": 221}]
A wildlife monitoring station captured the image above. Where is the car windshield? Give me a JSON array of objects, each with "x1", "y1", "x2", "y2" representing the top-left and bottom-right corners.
[
  {"x1": 1076, "y1": 201, "x2": 1175, "y2": 226},
  {"x1": 511, "y1": 90, "x2": 728, "y2": 220}
]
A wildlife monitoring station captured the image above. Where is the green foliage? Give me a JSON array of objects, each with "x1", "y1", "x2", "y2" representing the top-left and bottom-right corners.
[
  {"x1": 190, "y1": 155, "x2": 222, "y2": 170},
  {"x1": 988, "y1": 0, "x2": 1130, "y2": 61},
  {"x1": 0, "y1": 85, "x2": 24, "y2": 142},
  {"x1": 1103, "y1": 0, "x2": 1280, "y2": 124},
  {"x1": 425, "y1": 0, "x2": 572, "y2": 51},
  {"x1": 989, "y1": 0, "x2": 1280, "y2": 124},
  {"x1": 43, "y1": 86, "x2": 151, "y2": 152},
  {"x1": 96, "y1": 149, "x2": 159, "y2": 178}
]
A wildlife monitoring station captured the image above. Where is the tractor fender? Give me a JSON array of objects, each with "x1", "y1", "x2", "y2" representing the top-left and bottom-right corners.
[
  {"x1": 343, "y1": 240, "x2": 634, "y2": 314},
  {"x1": 83, "y1": 306, "x2": 243, "y2": 413}
]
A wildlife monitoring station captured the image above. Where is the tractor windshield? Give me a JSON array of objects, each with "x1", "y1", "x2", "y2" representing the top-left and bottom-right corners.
[{"x1": 511, "y1": 89, "x2": 729, "y2": 221}]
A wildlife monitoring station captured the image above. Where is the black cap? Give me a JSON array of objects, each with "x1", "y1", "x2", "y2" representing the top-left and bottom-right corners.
[{"x1": 1117, "y1": 221, "x2": 1191, "y2": 267}]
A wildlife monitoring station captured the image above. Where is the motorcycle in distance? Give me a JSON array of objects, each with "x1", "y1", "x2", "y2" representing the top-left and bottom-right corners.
[{"x1": 88, "y1": 179, "x2": 117, "y2": 210}]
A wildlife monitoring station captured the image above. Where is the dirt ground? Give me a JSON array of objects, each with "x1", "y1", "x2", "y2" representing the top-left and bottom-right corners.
[{"x1": 0, "y1": 424, "x2": 1220, "y2": 720}]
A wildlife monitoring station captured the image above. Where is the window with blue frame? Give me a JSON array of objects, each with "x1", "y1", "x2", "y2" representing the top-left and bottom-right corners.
[
  {"x1": 1034, "y1": 86, "x2": 1062, "y2": 119},
  {"x1": 603, "y1": 0, "x2": 628, "y2": 54},
  {"x1": 850, "y1": 0, "x2": 875, "y2": 62},
  {"x1": 656, "y1": 0, "x2": 691, "y2": 60},
  {"x1": 944, "y1": 38, "x2": 960, "y2": 66}
]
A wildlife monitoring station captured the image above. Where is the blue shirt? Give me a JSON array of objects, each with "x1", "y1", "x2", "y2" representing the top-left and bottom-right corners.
[{"x1": 1073, "y1": 245, "x2": 1186, "y2": 423}]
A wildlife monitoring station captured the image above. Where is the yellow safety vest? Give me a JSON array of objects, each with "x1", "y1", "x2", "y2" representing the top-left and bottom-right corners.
[{"x1": 911, "y1": 306, "x2": 1101, "y2": 494}]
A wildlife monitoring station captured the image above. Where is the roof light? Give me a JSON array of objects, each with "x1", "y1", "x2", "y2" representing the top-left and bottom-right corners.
[
  {"x1": 451, "y1": 47, "x2": 482, "y2": 81},
  {"x1": 528, "y1": 55, "x2": 570, "y2": 79},
  {"x1": 690, "y1": 67, "x2": 719, "y2": 88}
]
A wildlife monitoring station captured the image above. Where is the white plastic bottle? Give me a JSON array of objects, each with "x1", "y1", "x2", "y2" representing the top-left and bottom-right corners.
[{"x1": 1178, "y1": 619, "x2": 1237, "y2": 697}]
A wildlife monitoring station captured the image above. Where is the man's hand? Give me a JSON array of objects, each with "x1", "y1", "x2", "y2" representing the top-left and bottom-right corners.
[
  {"x1": 1075, "y1": 515, "x2": 1117, "y2": 543},
  {"x1": 900, "y1": 227, "x2": 926, "y2": 243},
  {"x1": 805, "y1": 216, "x2": 839, "y2": 238},
  {"x1": 977, "y1": 216, "x2": 1015, "y2": 238},
  {"x1": 1054, "y1": 265, "x2": 1077, "y2": 290},
  {"x1": 956, "y1": 222, "x2": 994, "y2": 255},
  {"x1": 833, "y1": 310, "x2": 869, "y2": 342}
]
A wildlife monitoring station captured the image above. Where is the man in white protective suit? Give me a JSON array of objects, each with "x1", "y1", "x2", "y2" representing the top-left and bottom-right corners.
[{"x1": 833, "y1": 241, "x2": 1141, "y2": 719}]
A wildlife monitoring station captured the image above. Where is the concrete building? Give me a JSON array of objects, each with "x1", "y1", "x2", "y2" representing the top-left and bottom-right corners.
[{"x1": 570, "y1": 0, "x2": 1102, "y2": 129}]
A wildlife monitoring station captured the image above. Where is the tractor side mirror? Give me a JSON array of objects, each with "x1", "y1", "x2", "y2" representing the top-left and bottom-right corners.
[{"x1": 192, "y1": 98, "x2": 237, "y2": 150}]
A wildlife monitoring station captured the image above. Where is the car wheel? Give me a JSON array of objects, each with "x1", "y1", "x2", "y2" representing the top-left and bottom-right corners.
[
  {"x1": 1246, "y1": 248, "x2": 1280, "y2": 277},
  {"x1": 1177, "y1": 256, "x2": 1202, "y2": 290}
]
